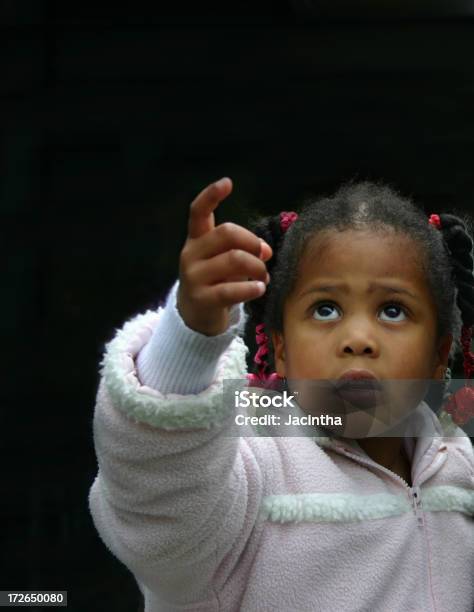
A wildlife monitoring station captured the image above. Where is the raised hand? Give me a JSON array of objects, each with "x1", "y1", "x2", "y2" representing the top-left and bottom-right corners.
[{"x1": 177, "y1": 177, "x2": 272, "y2": 336}]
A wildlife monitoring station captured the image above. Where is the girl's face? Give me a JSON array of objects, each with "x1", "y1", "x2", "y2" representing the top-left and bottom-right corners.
[{"x1": 271, "y1": 229, "x2": 453, "y2": 437}]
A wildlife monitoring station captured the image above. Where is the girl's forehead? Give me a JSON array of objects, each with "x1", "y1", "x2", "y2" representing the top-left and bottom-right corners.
[{"x1": 298, "y1": 229, "x2": 426, "y2": 286}]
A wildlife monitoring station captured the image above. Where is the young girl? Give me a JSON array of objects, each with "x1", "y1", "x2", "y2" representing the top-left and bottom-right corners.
[{"x1": 89, "y1": 177, "x2": 474, "y2": 612}]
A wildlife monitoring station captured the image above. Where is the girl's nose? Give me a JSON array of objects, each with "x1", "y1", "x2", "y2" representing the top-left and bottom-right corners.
[
  {"x1": 341, "y1": 333, "x2": 379, "y2": 356},
  {"x1": 343, "y1": 344, "x2": 374, "y2": 355}
]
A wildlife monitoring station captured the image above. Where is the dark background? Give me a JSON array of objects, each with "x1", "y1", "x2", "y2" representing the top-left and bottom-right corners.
[{"x1": 3, "y1": 1, "x2": 474, "y2": 610}]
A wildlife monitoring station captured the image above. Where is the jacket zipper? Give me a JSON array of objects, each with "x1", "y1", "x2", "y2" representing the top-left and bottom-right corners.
[
  {"x1": 333, "y1": 445, "x2": 438, "y2": 610},
  {"x1": 332, "y1": 446, "x2": 425, "y2": 526}
]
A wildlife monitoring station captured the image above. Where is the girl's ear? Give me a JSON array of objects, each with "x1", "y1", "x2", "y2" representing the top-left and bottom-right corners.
[
  {"x1": 271, "y1": 330, "x2": 286, "y2": 378},
  {"x1": 433, "y1": 333, "x2": 453, "y2": 380}
]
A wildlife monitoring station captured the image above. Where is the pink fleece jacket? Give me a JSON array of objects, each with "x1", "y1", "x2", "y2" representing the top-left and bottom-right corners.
[{"x1": 89, "y1": 300, "x2": 474, "y2": 611}]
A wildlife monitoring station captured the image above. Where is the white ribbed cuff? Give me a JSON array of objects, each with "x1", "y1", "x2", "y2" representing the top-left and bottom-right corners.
[{"x1": 136, "y1": 280, "x2": 248, "y2": 395}]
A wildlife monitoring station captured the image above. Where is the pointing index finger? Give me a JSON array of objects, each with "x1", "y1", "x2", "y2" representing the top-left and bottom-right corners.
[{"x1": 188, "y1": 177, "x2": 233, "y2": 239}]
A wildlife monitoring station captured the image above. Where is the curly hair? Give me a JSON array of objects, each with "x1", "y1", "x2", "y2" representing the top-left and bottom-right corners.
[{"x1": 243, "y1": 180, "x2": 474, "y2": 385}]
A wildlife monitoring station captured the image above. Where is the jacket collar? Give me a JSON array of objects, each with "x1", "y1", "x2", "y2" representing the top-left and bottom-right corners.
[{"x1": 312, "y1": 401, "x2": 452, "y2": 485}]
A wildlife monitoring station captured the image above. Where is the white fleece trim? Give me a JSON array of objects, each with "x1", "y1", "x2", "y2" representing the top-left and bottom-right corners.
[
  {"x1": 260, "y1": 492, "x2": 412, "y2": 523},
  {"x1": 260, "y1": 485, "x2": 474, "y2": 523},
  {"x1": 100, "y1": 308, "x2": 248, "y2": 430},
  {"x1": 421, "y1": 486, "x2": 474, "y2": 515}
]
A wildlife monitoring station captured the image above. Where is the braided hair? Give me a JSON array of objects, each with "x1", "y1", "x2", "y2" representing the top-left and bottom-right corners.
[{"x1": 243, "y1": 180, "x2": 474, "y2": 424}]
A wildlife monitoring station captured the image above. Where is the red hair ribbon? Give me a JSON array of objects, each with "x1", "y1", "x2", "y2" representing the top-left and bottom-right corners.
[
  {"x1": 429, "y1": 212, "x2": 474, "y2": 425},
  {"x1": 428, "y1": 214, "x2": 442, "y2": 229},
  {"x1": 247, "y1": 323, "x2": 281, "y2": 386},
  {"x1": 280, "y1": 211, "x2": 299, "y2": 232},
  {"x1": 247, "y1": 210, "x2": 299, "y2": 385}
]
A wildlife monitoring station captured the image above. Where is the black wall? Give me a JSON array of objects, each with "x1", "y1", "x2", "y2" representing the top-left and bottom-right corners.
[{"x1": 3, "y1": 3, "x2": 473, "y2": 610}]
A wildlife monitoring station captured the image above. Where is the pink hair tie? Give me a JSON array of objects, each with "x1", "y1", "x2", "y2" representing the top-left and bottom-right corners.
[
  {"x1": 428, "y1": 214, "x2": 441, "y2": 229},
  {"x1": 247, "y1": 371, "x2": 282, "y2": 388},
  {"x1": 280, "y1": 211, "x2": 298, "y2": 232},
  {"x1": 254, "y1": 325, "x2": 269, "y2": 366}
]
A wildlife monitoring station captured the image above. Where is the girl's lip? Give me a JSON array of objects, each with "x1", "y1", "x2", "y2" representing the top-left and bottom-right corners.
[
  {"x1": 333, "y1": 386, "x2": 381, "y2": 409},
  {"x1": 334, "y1": 369, "x2": 382, "y2": 391},
  {"x1": 333, "y1": 369, "x2": 382, "y2": 409}
]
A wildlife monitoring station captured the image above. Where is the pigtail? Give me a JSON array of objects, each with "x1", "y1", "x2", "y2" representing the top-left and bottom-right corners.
[
  {"x1": 244, "y1": 214, "x2": 284, "y2": 326},
  {"x1": 433, "y1": 213, "x2": 474, "y2": 425},
  {"x1": 439, "y1": 214, "x2": 474, "y2": 330},
  {"x1": 244, "y1": 211, "x2": 298, "y2": 382}
]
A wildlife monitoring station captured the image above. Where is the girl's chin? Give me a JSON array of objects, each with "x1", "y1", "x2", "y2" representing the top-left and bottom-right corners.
[{"x1": 318, "y1": 405, "x2": 421, "y2": 439}]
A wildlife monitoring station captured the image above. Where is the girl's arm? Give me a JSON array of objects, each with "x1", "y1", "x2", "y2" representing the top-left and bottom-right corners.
[
  {"x1": 89, "y1": 179, "x2": 273, "y2": 608},
  {"x1": 89, "y1": 299, "x2": 251, "y2": 607}
]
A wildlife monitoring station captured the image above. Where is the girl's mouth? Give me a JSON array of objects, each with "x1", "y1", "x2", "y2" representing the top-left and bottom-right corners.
[{"x1": 333, "y1": 382, "x2": 381, "y2": 409}]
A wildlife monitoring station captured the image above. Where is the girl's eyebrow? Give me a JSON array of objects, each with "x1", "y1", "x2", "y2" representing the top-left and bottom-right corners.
[{"x1": 298, "y1": 282, "x2": 419, "y2": 300}]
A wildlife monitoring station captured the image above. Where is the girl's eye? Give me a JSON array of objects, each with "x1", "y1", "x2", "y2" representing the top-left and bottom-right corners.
[
  {"x1": 379, "y1": 303, "x2": 408, "y2": 322},
  {"x1": 312, "y1": 303, "x2": 341, "y2": 321},
  {"x1": 312, "y1": 302, "x2": 407, "y2": 323}
]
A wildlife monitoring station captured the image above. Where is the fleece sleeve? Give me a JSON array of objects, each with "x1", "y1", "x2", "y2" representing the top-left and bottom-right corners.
[{"x1": 88, "y1": 284, "x2": 266, "y2": 609}]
